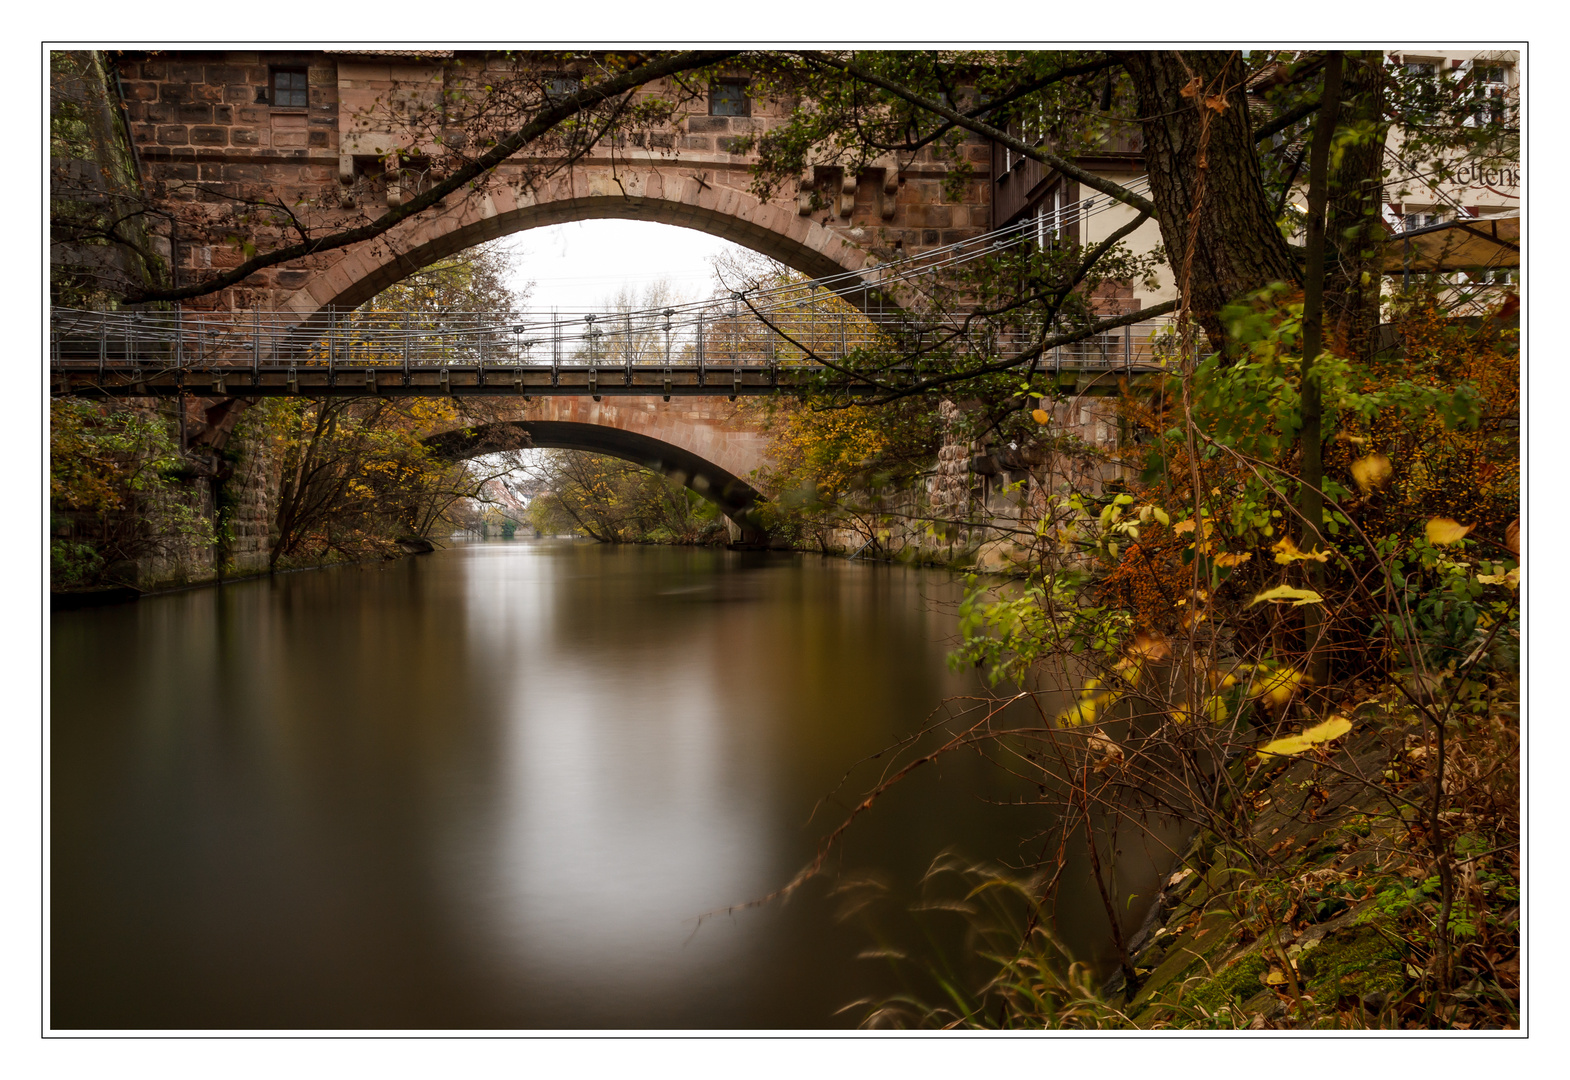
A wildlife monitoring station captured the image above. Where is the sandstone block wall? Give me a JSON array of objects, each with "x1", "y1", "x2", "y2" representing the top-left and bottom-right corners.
[{"x1": 109, "y1": 50, "x2": 994, "y2": 316}]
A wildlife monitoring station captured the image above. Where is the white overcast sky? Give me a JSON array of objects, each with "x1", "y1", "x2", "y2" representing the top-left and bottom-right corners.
[{"x1": 498, "y1": 220, "x2": 757, "y2": 315}]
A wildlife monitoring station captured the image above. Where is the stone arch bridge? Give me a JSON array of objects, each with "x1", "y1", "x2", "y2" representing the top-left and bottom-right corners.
[
  {"x1": 89, "y1": 49, "x2": 1001, "y2": 525},
  {"x1": 113, "y1": 49, "x2": 995, "y2": 318},
  {"x1": 59, "y1": 50, "x2": 1154, "y2": 533}
]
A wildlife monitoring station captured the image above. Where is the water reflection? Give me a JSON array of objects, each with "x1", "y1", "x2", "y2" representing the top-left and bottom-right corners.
[{"x1": 52, "y1": 540, "x2": 1090, "y2": 1029}]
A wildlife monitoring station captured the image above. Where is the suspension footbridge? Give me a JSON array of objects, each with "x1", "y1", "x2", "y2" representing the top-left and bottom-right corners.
[{"x1": 51, "y1": 182, "x2": 1180, "y2": 401}]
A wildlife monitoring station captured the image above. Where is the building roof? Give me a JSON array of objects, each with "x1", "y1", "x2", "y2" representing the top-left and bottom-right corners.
[
  {"x1": 1383, "y1": 211, "x2": 1519, "y2": 271},
  {"x1": 322, "y1": 49, "x2": 455, "y2": 58}
]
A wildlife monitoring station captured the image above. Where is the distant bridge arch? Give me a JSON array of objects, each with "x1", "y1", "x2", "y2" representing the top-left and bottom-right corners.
[{"x1": 423, "y1": 397, "x2": 771, "y2": 533}]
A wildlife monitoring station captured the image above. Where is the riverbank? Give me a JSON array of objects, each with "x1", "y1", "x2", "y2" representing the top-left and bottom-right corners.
[
  {"x1": 1102, "y1": 675, "x2": 1520, "y2": 1029},
  {"x1": 50, "y1": 539, "x2": 442, "y2": 609}
]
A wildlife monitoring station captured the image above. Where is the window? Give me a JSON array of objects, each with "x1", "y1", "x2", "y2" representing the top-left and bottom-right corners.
[
  {"x1": 270, "y1": 67, "x2": 309, "y2": 109},
  {"x1": 1402, "y1": 210, "x2": 1443, "y2": 232},
  {"x1": 545, "y1": 72, "x2": 581, "y2": 100},
  {"x1": 709, "y1": 80, "x2": 750, "y2": 117},
  {"x1": 1468, "y1": 63, "x2": 1511, "y2": 125},
  {"x1": 1397, "y1": 60, "x2": 1441, "y2": 122},
  {"x1": 1031, "y1": 185, "x2": 1067, "y2": 250}
]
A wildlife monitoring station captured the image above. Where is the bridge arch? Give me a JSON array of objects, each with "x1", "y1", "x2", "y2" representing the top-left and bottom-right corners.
[
  {"x1": 422, "y1": 397, "x2": 771, "y2": 533},
  {"x1": 282, "y1": 165, "x2": 881, "y2": 320}
]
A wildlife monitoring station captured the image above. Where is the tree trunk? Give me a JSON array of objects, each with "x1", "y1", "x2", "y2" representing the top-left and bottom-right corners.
[
  {"x1": 1119, "y1": 51, "x2": 1298, "y2": 349},
  {"x1": 1324, "y1": 52, "x2": 1391, "y2": 362},
  {"x1": 1298, "y1": 52, "x2": 1345, "y2": 687}
]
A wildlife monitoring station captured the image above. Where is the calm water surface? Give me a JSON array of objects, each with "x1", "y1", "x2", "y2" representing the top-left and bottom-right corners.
[{"x1": 51, "y1": 540, "x2": 1104, "y2": 1029}]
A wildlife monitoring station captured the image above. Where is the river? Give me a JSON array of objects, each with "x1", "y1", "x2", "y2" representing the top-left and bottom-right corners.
[{"x1": 50, "y1": 539, "x2": 1114, "y2": 1029}]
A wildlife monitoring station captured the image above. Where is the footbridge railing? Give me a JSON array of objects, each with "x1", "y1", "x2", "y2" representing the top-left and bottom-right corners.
[{"x1": 51, "y1": 178, "x2": 1183, "y2": 398}]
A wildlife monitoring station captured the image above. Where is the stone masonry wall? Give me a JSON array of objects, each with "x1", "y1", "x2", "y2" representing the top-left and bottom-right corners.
[{"x1": 110, "y1": 50, "x2": 994, "y2": 315}]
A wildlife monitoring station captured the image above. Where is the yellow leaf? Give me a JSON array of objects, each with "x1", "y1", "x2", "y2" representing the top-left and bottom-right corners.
[
  {"x1": 1264, "y1": 969, "x2": 1288, "y2": 986},
  {"x1": 1248, "y1": 585, "x2": 1324, "y2": 607},
  {"x1": 1272, "y1": 537, "x2": 1331, "y2": 564},
  {"x1": 1257, "y1": 715, "x2": 1352, "y2": 760},
  {"x1": 1426, "y1": 518, "x2": 1473, "y2": 545},
  {"x1": 1214, "y1": 551, "x2": 1252, "y2": 568},
  {"x1": 1251, "y1": 666, "x2": 1310, "y2": 707},
  {"x1": 1031, "y1": 408, "x2": 1050, "y2": 425},
  {"x1": 1350, "y1": 453, "x2": 1393, "y2": 494},
  {"x1": 1172, "y1": 520, "x2": 1196, "y2": 535},
  {"x1": 1058, "y1": 685, "x2": 1116, "y2": 727},
  {"x1": 1301, "y1": 716, "x2": 1353, "y2": 744},
  {"x1": 1477, "y1": 567, "x2": 1520, "y2": 588},
  {"x1": 1257, "y1": 734, "x2": 1315, "y2": 760}
]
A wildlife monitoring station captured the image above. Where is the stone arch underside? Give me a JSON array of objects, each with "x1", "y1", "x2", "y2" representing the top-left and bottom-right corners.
[
  {"x1": 286, "y1": 171, "x2": 881, "y2": 320},
  {"x1": 426, "y1": 419, "x2": 766, "y2": 529}
]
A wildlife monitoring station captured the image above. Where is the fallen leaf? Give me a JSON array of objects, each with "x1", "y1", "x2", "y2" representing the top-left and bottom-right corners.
[
  {"x1": 1248, "y1": 585, "x2": 1324, "y2": 607},
  {"x1": 1167, "y1": 868, "x2": 1194, "y2": 887},
  {"x1": 1301, "y1": 715, "x2": 1353, "y2": 743},
  {"x1": 1264, "y1": 969, "x2": 1288, "y2": 986},
  {"x1": 1505, "y1": 518, "x2": 1519, "y2": 555},
  {"x1": 1257, "y1": 734, "x2": 1315, "y2": 759},
  {"x1": 1172, "y1": 519, "x2": 1196, "y2": 535},
  {"x1": 1256, "y1": 715, "x2": 1351, "y2": 760},
  {"x1": 1214, "y1": 551, "x2": 1252, "y2": 568},
  {"x1": 1350, "y1": 453, "x2": 1393, "y2": 493},
  {"x1": 1426, "y1": 518, "x2": 1473, "y2": 545}
]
